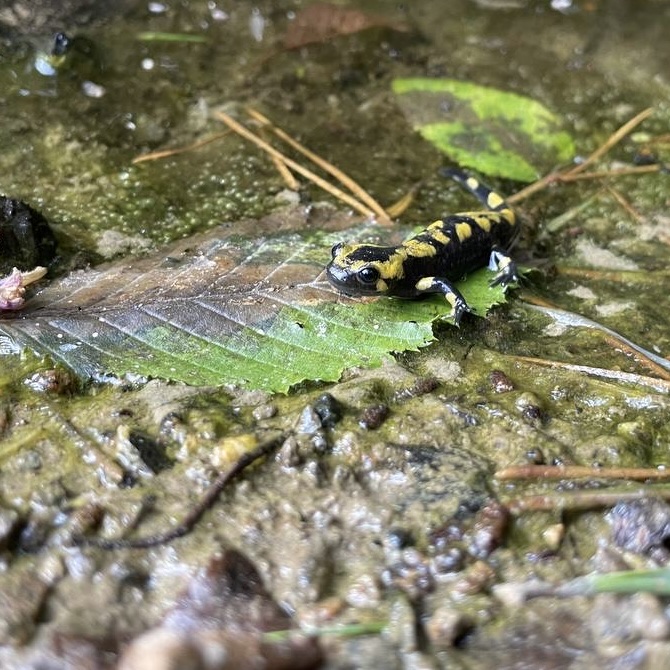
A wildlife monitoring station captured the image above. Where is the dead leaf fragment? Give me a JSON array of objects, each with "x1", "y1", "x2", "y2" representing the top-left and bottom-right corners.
[{"x1": 283, "y1": 2, "x2": 408, "y2": 50}]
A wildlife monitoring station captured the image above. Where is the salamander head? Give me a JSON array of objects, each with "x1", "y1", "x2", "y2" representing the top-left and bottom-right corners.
[{"x1": 326, "y1": 242, "x2": 402, "y2": 296}]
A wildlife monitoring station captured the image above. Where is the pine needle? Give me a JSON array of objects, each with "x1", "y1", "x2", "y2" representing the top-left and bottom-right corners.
[
  {"x1": 494, "y1": 568, "x2": 670, "y2": 605},
  {"x1": 385, "y1": 183, "x2": 420, "y2": 218},
  {"x1": 507, "y1": 486, "x2": 670, "y2": 514},
  {"x1": 563, "y1": 107, "x2": 654, "y2": 178},
  {"x1": 519, "y1": 298, "x2": 670, "y2": 380},
  {"x1": 555, "y1": 266, "x2": 670, "y2": 282},
  {"x1": 495, "y1": 464, "x2": 670, "y2": 481},
  {"x1": 132, "y1": 131, "x2": 231, "y2": 164},
  {"x1": 213, "y1": 110, "x2": 379, "y2": 220},
  {"x1": 246, "y1": 107, "x2": 391, "y2": 224},
  {"x1": 269, "y1": 153, "x2": 300, "y2": 190},
  {"x1": 511, "y1": 355, "x2": 670, "y2": 392},
  {"x1": 559, "y1": 164, "x2": 661, "y2": 182},
  {"x1": 509, "y1": 108, "x2": 656, "y2": 204}
]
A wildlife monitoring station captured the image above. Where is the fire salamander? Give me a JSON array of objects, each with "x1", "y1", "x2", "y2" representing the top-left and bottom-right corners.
[{"x1": 326, "y1": 168, "x2": 519, "y2": 324}]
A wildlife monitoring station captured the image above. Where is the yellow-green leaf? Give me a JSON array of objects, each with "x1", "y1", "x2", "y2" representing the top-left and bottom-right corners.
[{"x1": 392, "y1": 78, "x2": 575, "y2": 182}]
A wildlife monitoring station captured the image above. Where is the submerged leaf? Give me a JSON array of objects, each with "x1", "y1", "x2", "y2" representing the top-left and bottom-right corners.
[
  {"x1": 283, "y1": 2, "x2": 408, "y2": 50},
  {"x1": 392, "y1": 78, "x2": 575, "y2": 181},
  {"x1": 0, "y1": 207, "x2": 512, "y2": 392}
]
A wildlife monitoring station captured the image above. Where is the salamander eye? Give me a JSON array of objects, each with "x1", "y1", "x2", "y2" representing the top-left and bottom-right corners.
[
  {"x1": 330, "y1": 242, "x2": 345, "y2": 258},
  {"x1": 357, "y1": 266, "x2": 380, "y2": 285}
]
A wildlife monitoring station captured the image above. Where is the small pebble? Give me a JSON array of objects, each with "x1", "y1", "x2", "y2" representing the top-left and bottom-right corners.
[
  {"x1": 312, "y1": 393, "x2": 342, "y2": 428},
  {"x1": 358, "y1": 403, "x2": 389, "y2": 430},
  {"x1": 489, "y1": 369, "x2": 514, "y2": 393},
  {"x1": 252, "y1": 403, "x2": 277, "y2": 421},
  {"x1": 425, "y1": 606, "x2": 473, "y2": 650}
]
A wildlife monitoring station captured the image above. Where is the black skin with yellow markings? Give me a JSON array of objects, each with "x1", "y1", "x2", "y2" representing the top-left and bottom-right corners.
[{"x1": 326, "y1": 168, "x2": 519, "y2": 324}]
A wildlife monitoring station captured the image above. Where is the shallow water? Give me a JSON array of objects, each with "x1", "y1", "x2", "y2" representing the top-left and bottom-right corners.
[{"x1": 1, "y1": 1, "x2": 670, "y2": 668}]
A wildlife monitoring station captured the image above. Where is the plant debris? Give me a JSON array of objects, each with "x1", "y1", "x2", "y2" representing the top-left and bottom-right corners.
[
  {"x1": 0, "y1": 267, "x2": 47, "y2": 311},
  {"x1": 283, "y1": 2, "x2": 409, "y2": 50}
]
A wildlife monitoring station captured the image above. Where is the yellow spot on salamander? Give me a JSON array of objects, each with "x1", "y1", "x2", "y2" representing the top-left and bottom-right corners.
[
  {"x1": 430, "y1": 229, "x2": 450, "y2": 245},
  {"x1": 376, "y1": 251, "x2": 407, "y2": 281},
  {"x1": 487, "y1": 191, "x2": 504, "y2": 209},
  {"x1": 473, "y1": 215, "x2": 492, "y2": 233},
  {"x1": 466, "y1": 177, "x2": 479, "y2": 190},
  {"x1": 426, "y1": 221, "x2": 451, "y2": 245},
  {"x1": 403, "y1": 238, "x2": 438, "y2": 258},
  {"x1": 455, "y1": 222, "x2": 473, "y2": 241},
  {"x1": 415, "y1": 277, "x2": 434, "y2": 291}
]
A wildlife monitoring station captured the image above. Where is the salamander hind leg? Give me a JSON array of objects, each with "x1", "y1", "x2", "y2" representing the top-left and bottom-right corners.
[
  {"x1": 488, "y1": 246, "x2": 520, "y2": 289},
  {"x1": 415, "y1": 276, "x2": 472, "y2": 325}
]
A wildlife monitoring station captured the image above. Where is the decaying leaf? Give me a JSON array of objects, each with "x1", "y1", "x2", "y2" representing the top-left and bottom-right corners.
[
  {"x1": 392, "y1": 78, "x2": 575, "y2": 182},
  {"x1": 283, "y1": 2, "x2": 409, "y2": 50},
  {"x1": 0, "y1": 206, "x2": 513, "y2": 392}
]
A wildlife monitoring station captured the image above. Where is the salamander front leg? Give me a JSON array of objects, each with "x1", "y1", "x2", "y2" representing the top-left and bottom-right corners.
[
  {"x1": 415, "y1": 276, "x2": 472, "y2": 325},
  {"x1": 488, "y1": 247, "x2": 519, "y2": 289}
]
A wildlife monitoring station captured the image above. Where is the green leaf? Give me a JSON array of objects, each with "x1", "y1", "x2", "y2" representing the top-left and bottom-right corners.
[
  {"x1": 0, "y1": 209, "x2": 513, "y2": 392},
  {"x1": 584, "y1": 568, "x2": 670, "y2": 596},
  {"x1": 392, "y1": 78, "x2": 575, "y2": 182}
]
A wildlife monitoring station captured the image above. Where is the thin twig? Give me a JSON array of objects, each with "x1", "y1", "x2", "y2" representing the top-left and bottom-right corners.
[
  {"x1": 246, "y1": 107, "x2": 391, "y2": 224},
  {"x1": 213, "y1": 110, "x2": 378, "y2": 220},
  {"x1": 511, "y1": 355, "x2": 670, "y2": 392},
  {"x1": 559, "y1": 164, "x2": 661, "y2": 182},
  {"x1": 507, "y1": 487, "x2": 670, "y2": 514},
  {"x1": 562, "y1": 107, "x2": 654, "y2": 177},
  {"x1": 496, "y1": 464, "x2": 670, "y2": 481},
  {"x1": 553, "y1": 266, "x2": 668, "y2": 282},
  {"x1": 131, "y1": 131, "x2": 231, "y2": 164},
  {"x1": 73, "y1": 432, "x2": 285, "y2": 549},
  {"x1": 519, "y1": 299, "x2": 670, "y2": 378},
  {"x1": 508, "y1": 108, "x2": 656, "y2": 204}
]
